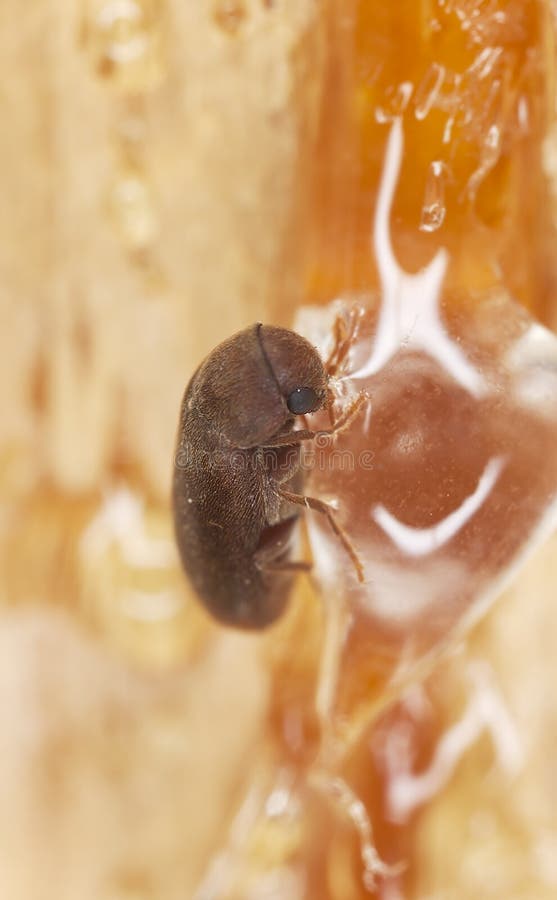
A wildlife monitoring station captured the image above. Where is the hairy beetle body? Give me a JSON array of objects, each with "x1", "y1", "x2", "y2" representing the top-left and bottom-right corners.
[{"x1": 173, "y1": 323, "x2": 327, "y2": 629}]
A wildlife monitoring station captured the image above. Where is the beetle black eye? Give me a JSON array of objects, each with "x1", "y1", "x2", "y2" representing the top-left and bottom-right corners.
[{"x1": 287, "y1": 387, "x2": 320, "y2": 415}]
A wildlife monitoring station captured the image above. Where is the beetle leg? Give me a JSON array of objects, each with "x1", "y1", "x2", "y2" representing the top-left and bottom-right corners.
[
  {"x1": 257, "y1": 560, "x2": 312, "y2": 574},
  {"x1": 263, "y1": 429, "x2": 320, "y2": 447},
  {"x1": 253, "y1": 515, "x2": 311, "y2": 575},
  {"x1": 278, "y1": 488, "x2": 365, "y2": 583},
  {"x1": 326, "y1": 385, "x2": 336, "y2": 428},
  {"x1": 325, "y1": 315, "x2": 349, "y2": 378},
  {"x1": 264, "y1": 392, "x2": 368, "y2": 448},
  {"x1": 325, "y1": 309, "x2": 361, "y2": 378},
  {"x1": 323, "y1": 390, "x2": 368, "y2": 437}
]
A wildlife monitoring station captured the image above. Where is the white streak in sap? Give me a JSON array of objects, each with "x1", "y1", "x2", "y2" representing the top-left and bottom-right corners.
[
  {"x1": 351, "y1": 117, "x2": 485, "y2": 397},
  {"x1": 372, "y1": 456, "x2": 505, "y2": 557}
]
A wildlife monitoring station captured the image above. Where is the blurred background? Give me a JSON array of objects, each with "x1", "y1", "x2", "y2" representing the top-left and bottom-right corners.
[{"x1": 2, "y1": 1, "x2": 557, "y2": 898}]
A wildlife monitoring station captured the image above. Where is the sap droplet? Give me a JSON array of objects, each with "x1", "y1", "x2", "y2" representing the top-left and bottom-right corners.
[
  {"x1": 467, "y1": 46, "x2": 503, "y2": 82},
  {"x1": 516, "y1": 94, "x2": 530, "y2": 133},
  {"x1": 467, "y1": 122, "x2": 502, "y2": 197},
  {"x1": 485, "y1": 123, "x2": 501, "y2": 153},
  {"x1": 108, "y1": 166, "x2": 158, "y2": 250},
  {"x1": 82, "y1": 0, "x2": 165, "y2": 93},
  {"x1": 376, "y1": 82, "x2": 414, "y2": 123},
  {"x1": 420, "y1": 160, "x2": 447, "y2": 233},
  {"x1": 213, "y1": 0, "x2": 247, "y2": 35},
  {"x1": 414, "y1": 64, "x2": 445, "y2": 121}
]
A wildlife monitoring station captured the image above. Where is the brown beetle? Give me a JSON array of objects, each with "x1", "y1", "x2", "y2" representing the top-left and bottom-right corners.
[{"x1": 172, "y1": 322, "x2": 364, "y2": 630}]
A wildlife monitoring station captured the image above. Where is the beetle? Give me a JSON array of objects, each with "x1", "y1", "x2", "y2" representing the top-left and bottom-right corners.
[{"x1": 172, "y1": 322, "x2": 365, "y2": 630}]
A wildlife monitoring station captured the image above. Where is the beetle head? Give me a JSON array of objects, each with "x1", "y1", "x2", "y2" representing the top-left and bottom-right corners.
[{"x1": 191, "y1": 324, "x2": 327, "y2": 448}]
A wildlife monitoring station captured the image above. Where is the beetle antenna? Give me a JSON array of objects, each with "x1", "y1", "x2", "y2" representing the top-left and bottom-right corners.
[{"x1": 255, "y1": 323, "x2": 283, "y2": 396}]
